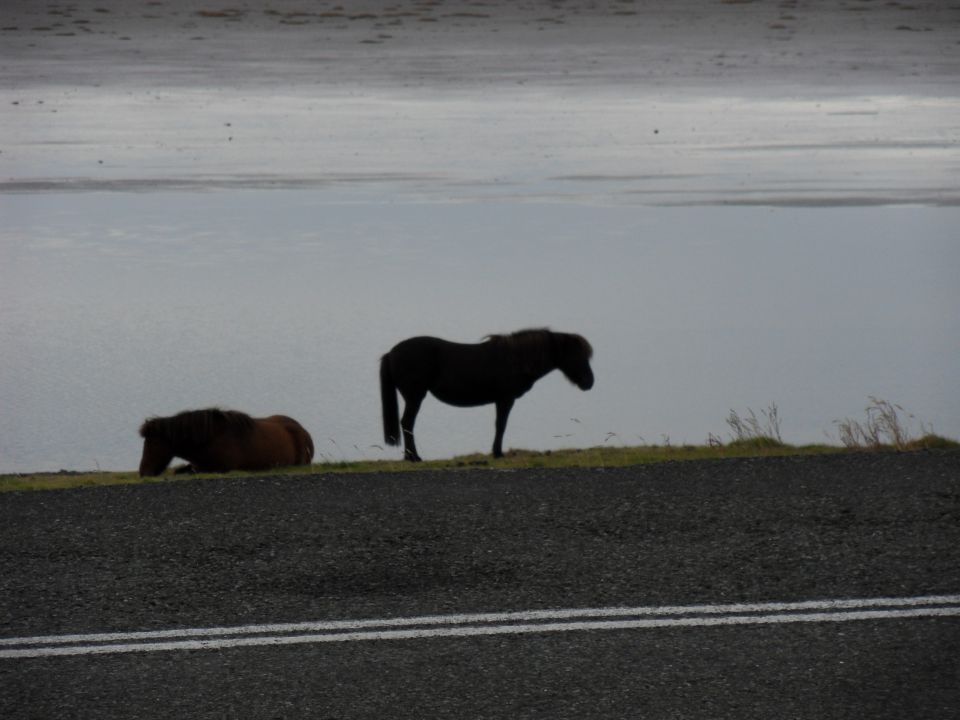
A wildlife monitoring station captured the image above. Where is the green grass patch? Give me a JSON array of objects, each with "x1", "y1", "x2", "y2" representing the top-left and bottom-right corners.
[
  {"x1": 904, "y1": 434, "x2": 960, "y2": 451},
  {"x1": 0, "y1": 442, "x2": 861, "y2": 493},
  {"x1": 0, "y1": 470, "x2": 147, "y2": 493},
  {"x1": 4, "y1": 398, "x2": 954, "y2": 493}
]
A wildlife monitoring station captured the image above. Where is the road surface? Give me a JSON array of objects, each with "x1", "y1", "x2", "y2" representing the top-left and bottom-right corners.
[{"x1": 1, "y1": 452, "x2": 958, "y2": 718}]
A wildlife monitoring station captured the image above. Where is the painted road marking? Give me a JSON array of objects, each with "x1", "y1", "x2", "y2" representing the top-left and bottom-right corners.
[{"x1": 2, "y1": 594, "x2": 958, "y2": 659}]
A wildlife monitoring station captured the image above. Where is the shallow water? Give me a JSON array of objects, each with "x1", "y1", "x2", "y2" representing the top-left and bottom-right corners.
[{"x1": 1, "y1": 190, "x2": 957, "y2": 472}]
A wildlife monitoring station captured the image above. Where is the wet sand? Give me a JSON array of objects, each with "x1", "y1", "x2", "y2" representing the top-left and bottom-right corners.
[{"x1": 3, "y1": 0, "x2": 959, "y2": 205}]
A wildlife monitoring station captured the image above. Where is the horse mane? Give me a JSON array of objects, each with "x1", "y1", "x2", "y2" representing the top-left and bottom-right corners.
[
  {"x1": 139, "y1": 408, "x2": 256, "y2": 450},
  {"x1": 485, "y1": 328, "x2": 593, "y2": 370}
]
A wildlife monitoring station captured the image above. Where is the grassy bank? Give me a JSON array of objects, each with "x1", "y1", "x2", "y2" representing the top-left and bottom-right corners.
[
  {"x1": 4, "y1": 399, "x2": 956, "y2": 493},
  {"x1": 4, "y1": 438, "x2": 957, "y2": 493}
]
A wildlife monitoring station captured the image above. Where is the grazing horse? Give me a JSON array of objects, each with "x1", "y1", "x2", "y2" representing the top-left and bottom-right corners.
[
  {"x1": 380, "y1": 328, "x2": 594, "y2": 461},
  {"x1": 138, "y1": 408, "x2": 314, "y2": 476}
]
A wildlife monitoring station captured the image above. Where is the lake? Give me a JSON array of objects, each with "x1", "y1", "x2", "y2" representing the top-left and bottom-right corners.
[
  {"x1": 2, "y1": 190, "x2": 957, "y2": 472},
  {"x1": 2, "y1": 1, "x2": 958, "y2": 472}
]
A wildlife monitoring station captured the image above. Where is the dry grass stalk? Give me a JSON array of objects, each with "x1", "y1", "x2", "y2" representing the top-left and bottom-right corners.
[
  {"x1": 726, "y1": 403, "x2": 782, "y2": 444},
  {"x1": 834, "y1": 396, "x2": 915, "y2": 450}
]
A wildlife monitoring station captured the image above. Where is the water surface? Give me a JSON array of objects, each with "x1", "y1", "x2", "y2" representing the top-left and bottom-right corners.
[{"x1": 2, "y1": 191, "x2": 956, "y2": 472}]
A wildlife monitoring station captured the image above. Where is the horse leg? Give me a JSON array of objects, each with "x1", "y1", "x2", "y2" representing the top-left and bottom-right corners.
[
  {"x1": 492, "y1": 398, "x2": 515, "y2": 459},
  {"x1": 400, "y1": 390, "x2": 425, "y2": 462}
]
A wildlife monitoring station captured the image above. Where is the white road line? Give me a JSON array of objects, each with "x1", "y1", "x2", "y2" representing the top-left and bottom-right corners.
[
  {"x1": 5, "y1": 594, "x2": 958, "y2": 646},
  {"x1": 2, "y1": 594, "x2": 958, "y2": 659}
]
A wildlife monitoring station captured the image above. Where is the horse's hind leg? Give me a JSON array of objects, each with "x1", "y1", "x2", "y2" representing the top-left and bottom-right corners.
[{"x1": 399, "y1": 390, "x2": 425, "y2": 462}]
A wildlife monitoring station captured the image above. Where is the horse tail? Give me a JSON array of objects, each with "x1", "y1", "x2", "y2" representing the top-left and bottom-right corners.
[{"x1": 380, "y1": 354, "x2": 400, "y2": 446}]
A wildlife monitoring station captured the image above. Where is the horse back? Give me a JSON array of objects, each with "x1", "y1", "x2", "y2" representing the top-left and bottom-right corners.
[
  {"x1": 386, "y1": 335, "x2": 518, "y2": 406},
  {"x1": 384, "y1": 336, "x2": 449, "y2": 385}
]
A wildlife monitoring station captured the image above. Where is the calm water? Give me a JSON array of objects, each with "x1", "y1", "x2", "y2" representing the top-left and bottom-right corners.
[{"x1": 1, "y1": 191, "x2": 958, "y2": 472}]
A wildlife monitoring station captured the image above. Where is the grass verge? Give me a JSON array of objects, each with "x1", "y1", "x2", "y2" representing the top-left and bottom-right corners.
[
  {"x1": 5, "y1": 440, "x2": 958, "y2": 493},
  {"x1": 5, "y1": 399, "x2": 956, "y2": 493}
]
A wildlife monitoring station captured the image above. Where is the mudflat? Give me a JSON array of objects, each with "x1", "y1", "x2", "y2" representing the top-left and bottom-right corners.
[{"x1": 4, "y1": 0, "x2": 959, "y2": 204}]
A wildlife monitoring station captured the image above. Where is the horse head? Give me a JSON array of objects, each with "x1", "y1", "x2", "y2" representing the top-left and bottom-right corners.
[
  {"x1": 555, "y1": 332, "x2": 594, "y2": 391},
  {"x1": 138, "y1": 421, "x2": 175, "y2": 477}
]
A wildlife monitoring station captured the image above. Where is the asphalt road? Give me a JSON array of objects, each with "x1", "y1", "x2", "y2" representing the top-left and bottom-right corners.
[{"x1": 2, "y1": 452, "x2": 959, "y2": 719}]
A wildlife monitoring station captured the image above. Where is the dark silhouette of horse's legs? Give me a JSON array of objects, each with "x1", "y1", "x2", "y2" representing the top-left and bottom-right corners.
[
  {"x1": 493, "y1": 398, "x2": 515, "y2": 459},
  {"x1": 400, "y1": 390, "x2": 425, "y2": 462}
]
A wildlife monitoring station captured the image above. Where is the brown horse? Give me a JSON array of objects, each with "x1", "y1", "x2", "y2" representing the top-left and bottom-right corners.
[
  {"x1": 138, "y1": 408, "x2": 314, "y2": 476},
  {"x1": 381, "y1": 328, "x2": 594, "y2": 461}
]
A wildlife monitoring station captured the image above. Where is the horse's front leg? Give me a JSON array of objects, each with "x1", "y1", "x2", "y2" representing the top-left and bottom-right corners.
[
  {"x1": 400, "y1": 391, "x2": 425, "y2": 462},
  {"x1": 492, "y1": 398, "x2": 515, "y2": 459}
]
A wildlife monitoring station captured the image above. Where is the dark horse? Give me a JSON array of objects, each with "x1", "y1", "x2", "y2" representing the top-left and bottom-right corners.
[
  {"x1": 380, "y1": 328, "x2": 594, "y2": 461},
  {"x1": 138, "y1": 408, "x2": 314, "y2": 476}
]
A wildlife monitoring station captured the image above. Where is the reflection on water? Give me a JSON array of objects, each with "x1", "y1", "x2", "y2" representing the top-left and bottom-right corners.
[{"x1": 1, "y1": 191, "x2": 958, "y2": 472}]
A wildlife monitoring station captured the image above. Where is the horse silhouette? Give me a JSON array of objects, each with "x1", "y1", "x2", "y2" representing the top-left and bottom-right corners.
[
  {"x1": 138, "y1": 408, "x2": 314, "y2": 476},
  {"x1": 380, "y1": 328, "x2": 594, "y2": 461}
]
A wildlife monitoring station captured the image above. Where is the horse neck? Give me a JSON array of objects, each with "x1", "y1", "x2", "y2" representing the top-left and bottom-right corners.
[
  {"x1": 170, "y1": 410, "x2": 238, "y2": 453},
  {"x1": 507, "y1": 341, "x2": 557, "y2": 380}
]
